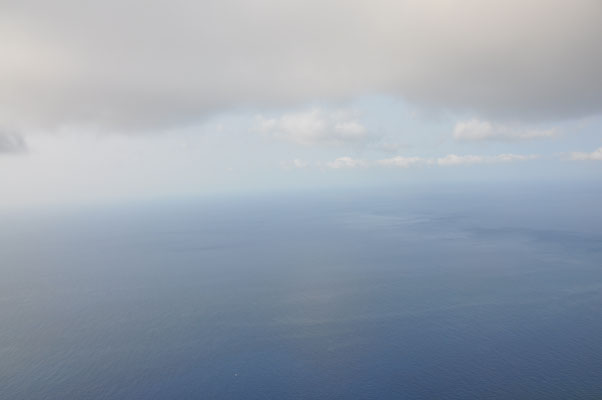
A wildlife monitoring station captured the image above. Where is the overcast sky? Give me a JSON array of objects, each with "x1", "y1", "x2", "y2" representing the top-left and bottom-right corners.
[{"x1": 1, "y1": 0, "x2": 601, "y2": 208}]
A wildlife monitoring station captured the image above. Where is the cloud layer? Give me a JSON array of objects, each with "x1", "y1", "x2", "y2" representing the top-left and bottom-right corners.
[
  {"x1": 291, "y1": 153, "x2": 540, "y2": 169},
  {"x1": 570, "y1": 147, "x2": 602, "y2": 161},
  {"x1": 1, "y1": 0, "x2": 601, "y2": 132},
  {"x1": 256, "y1": 109, "x2": 369, "y2": 146},
  {"x1": 453, "y1": 119, "x2": 556, "y2": 142}
]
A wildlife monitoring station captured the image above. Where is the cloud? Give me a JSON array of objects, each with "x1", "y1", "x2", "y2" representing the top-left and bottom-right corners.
[
  {"x1": 256, "y1": 109, "x2": 369, "y2": 146},
  {"x1": 453, "y1": 119, "x2": 556, "y2": 142},
  {"x1": 326, "y1": 157, "x2": 368, "y2": 169},
  {"x1": 281, "y1": 159, "x2": 310, "y2": 169},
  {"x1": 0, "y1": 0, "x2": 600, "y2": 132},
  {"x1": 320, "y1": 153, "x2": 538, "y2": 169},
  {"x1": 292, "y1": 159, "x2": 309, "y2": 168},
  {"x1": 0, "y1": 130, "x2": 27, "y2": 154},
  {"x1": 436, "y1": 154, "x2": 484, "y2": 166},
  {"x1": 377, "y1": 156, "x2": 427, "y2": 168},
  {"x1": 570, "y1": 147, "x2": 602, "y2": 161},
  {"x1": 437, "y1": 153, "x2": 538, "y2": 166}
]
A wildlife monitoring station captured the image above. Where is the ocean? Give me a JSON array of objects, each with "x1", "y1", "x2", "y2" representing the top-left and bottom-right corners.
[{"x1": 1, "y1": 183, "x2": 602, "y2": 399}]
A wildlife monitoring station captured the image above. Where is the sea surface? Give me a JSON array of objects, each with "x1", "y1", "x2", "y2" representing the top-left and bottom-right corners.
[{"x1": 1, "y1": 183, "x2": 602, "y2": 399}]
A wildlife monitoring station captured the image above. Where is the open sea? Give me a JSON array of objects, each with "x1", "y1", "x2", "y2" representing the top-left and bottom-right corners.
[{"x1": 1, "y1": 183, "x2": 602, "y2": 399}]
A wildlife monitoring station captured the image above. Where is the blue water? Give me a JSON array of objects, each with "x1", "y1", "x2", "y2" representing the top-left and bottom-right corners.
[{"x1": 1, "y1": 184, "x2": 602, "y2": 399}]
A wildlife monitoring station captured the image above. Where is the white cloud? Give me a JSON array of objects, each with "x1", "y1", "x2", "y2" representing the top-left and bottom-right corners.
[
  {"x1": 493, "y1": 154, "x2": 539, "y2": 162},
  {"x1": 377, "y1": 156, "x2": 427, "y2": 168},
  {"x1": 437, "y1": 153, "x2": 538, "y2": 166},
  {"x1": 436, "y1": 154, "x2": 485, "y2": 166},
  {"x1": 570, "y1": 147, "x2": 602, "y2": 161},
  {"x1": 453, "y1": 119, "x2": 556, "y2": 142},
  {"x1": 292, "y1": 159, "x2": 309, "y2": 168},
  {"x1": 0, "y1": 0, "x2": 600, "y2": 132},
  {"x1": 256, "y1": 109, "x2": 369, "y2": 146},
  {"x1": 326, "y1": 156, "x2": 367, "y2": 169},
  {"x1": 319, "y1": 152, "x2": 538, "y2": 169}
]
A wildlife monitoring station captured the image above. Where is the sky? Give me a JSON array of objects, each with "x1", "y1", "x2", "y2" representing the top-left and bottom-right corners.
[{"x1": 1, "y1": 0, "x2": 601, "y2": 208}]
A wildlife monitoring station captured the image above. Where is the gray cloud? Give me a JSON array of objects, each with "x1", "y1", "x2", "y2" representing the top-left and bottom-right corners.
[
  {"x1": 0, "y1": 130, "x2": 27, "y2": 154},
  {"x1": 1, "y1": 0, "x2": 601, "y2": 132}
]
